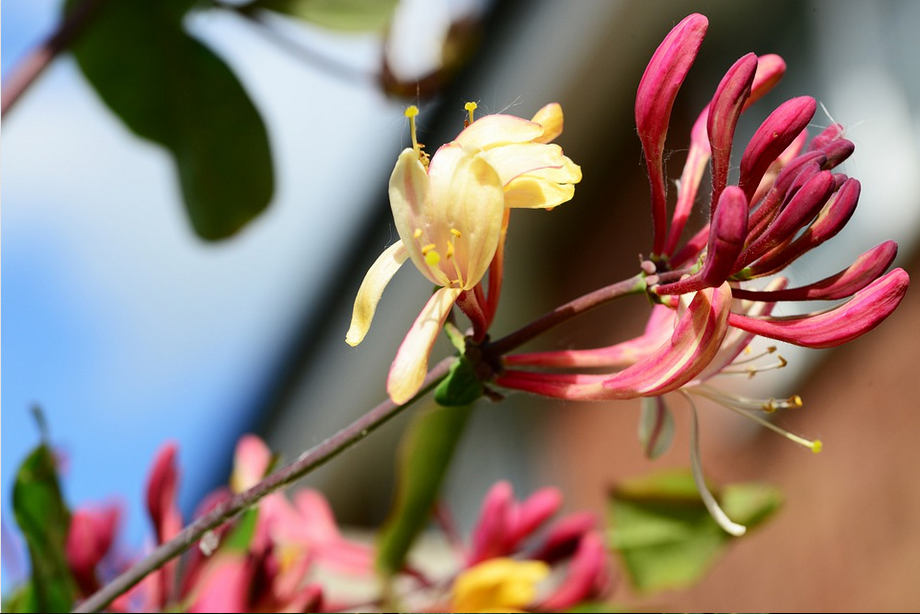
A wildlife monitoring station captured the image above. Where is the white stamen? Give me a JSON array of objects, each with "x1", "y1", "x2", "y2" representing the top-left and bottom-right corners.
[{"x1": 684, "y1": 393, "x2": 747, "y2": 537}]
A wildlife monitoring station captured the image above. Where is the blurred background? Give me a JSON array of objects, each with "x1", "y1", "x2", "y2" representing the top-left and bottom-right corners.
[{"x1": 3, "y1": 0, "x2": 919, "y2": 609}]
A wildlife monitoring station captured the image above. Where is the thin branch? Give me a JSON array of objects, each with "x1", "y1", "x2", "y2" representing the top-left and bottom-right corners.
[
  {"x1": 72, "y1": 356, "x2": 454, "y2": 613},
  {"x1": 1, "y1": 0, "x2": 108, "y2": 116},
  {"x1": 485, "y1": 274, "x2": 647, "y2": 356}
]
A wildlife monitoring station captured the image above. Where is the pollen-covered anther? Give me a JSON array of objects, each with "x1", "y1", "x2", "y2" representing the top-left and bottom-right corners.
[
  {"x1": 404, "y1": 105, "x2": 429, "y2": 166},
  {"x1": 464, "y1": 101, "x2": 478, "y2": 125},
  {"x1": 413, "y1": 228, "x2": 423, "y2": 239},
  {"x1": 450, "y1": 228, "x2": 462, "y2": 237}
]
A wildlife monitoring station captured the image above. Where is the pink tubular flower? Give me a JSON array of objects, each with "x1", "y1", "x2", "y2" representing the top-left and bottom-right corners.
[{"x1": 66, "y1": 504, "x2": 121, "y2": 595}]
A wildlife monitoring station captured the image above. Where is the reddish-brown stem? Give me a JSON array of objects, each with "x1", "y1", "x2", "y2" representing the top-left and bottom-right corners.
[
  {"x1": 72, "y1": 357, "x2": 454, "y2": 613},
  {"x1": 1, "y1": 0, "x2": 108, "y2": 115}
]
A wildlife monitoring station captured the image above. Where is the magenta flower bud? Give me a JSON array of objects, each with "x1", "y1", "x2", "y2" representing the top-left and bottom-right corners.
[
  {"x1": 746, "y1": 178, "x2": 861, "y2": 276},
  {"x1": 738, "y1": 170, "x2": 835, "y2": 268},
  {"x1": 635, "y1": 13, "x2": 708, "y2": 255},
  {"x1": 743, "y1": 54, "x2": 786, "y2": 110},
  {"x1": 808, "y1": 123, "x2": 845, "y2": 152},
  {"x1": 734, "y1": 241, "x2": 897, "y2": 302},
  {"x1": 529, "y1": 512, "x2": 597, "y2": 564},
  {"x1": 66, "y1": 505, "x2": 121, "y2": 594},
  {"x1": 701, "y1": 186, "x2": 748, "y2": 286},
  {"x1": 510, "y1": 488, "x2": 563, "y2": 545},
  {"x1": 146, "y1": 443, "x2": 182, "y2": 545},
  {"x1": 820, "y1": 139, "x2": 855, "y2": 169},
  {"x1": 738, "y1": 96, "x2": 817, "y2": 201},
  {"x1": 728, "y1": 268, "x2": 909, "y2": 348},
  {"x1": 708, "y1": 53, "x2": 758, "y2": 213},
  {"x1": 468, "y1": 481, "x2": 513, "y2": 565},
  {"x1": 537, "y1": 533, "x2": 610, "y2": 612}
]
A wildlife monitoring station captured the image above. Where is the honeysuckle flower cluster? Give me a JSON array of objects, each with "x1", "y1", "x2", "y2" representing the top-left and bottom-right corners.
[
  {"x1": 446, "y1": 481, "x2": 611, "y2": 613},
  {"x1": 494, "y1": 13, "x2": 909, "y2": 533},
  {"x1": 346, "y1": 102, "x2": 581, "y2": 404},
  {"x1": 56, "y1": 438, "x2": 609, "y2": 613}
]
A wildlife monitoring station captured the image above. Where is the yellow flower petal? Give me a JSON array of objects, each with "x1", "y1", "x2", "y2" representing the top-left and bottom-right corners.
[
  {"x1": 387, "y1": 287, "x2": 463, "y2": 404},
  {"x1": 451, "y1": 558, "x2": 550, "y2": 613},
  {"x1": 454, "y1": 114, "x2": 544, "y2": 151},
  {"x1": 479, "y1": 143, "x2": 579, "y2": 186},
  {"x1": 503, "y1": 175, "x2": 576, "y2": 209},
  {"x1": 389, "y1": 148, "x2": 441, "y2": 286},
  {"x1": 346, "y1": 241, "x2": 409, "y2": 346},
  {"x1": 531, "y1": 102, "x2": 564, "y2": 143}
]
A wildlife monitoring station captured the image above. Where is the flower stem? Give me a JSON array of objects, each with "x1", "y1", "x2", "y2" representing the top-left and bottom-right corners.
[
  {"x1": 72, "y1": 357, "x2": 454, "y2": 614},
  {"x1": 1, "y1": 0, "x2": 108, "y2": 115},
  {"x1": 485, "y1": 273, "x2": 647, "y2": 356}
]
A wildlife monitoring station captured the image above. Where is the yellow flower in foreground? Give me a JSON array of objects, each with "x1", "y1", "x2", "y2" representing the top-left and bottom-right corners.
[
  {"x1": 346, "y1": 103, "x2": 581, "y2": 404},
  {"x1": 451, "y1": 558, "x2": 550, "y2": 613}
]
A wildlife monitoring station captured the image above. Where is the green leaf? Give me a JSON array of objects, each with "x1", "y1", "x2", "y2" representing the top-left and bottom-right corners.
[
  {"x1": 12, "y1": 444, "x2": 77, "y2": 612},
  {"x1": 376, "y1": 402, "x2": 473, "y2": 576},
  {"x1": 67, "y1": 0, "x2": 274, "y2": 240},
  {"x1": 434, "y1": 356, "x2": 483, "y2": 407},
  {"x1": 607, "y1": 469, "x2": 782, "y2": 593},
  {"x1": 251, "y1": 0, "x2": 398, "y2": 31}
]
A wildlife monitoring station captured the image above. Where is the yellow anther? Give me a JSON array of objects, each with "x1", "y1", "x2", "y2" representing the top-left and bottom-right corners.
[
  {"x1": 421, "y1": 243, "x2": 436, "y2": 254},
  {"x1": 766, "y1": 346, "x2": 777, "y2": 353},
  {"x1": 762, "y1": 400, "x2": 778, "y2": 413},
  {"x1": 778, "y1": 356, "x2": 788, "y2": 368},
  {"x1": 450, "y1": 228, "x2": 462, "y2": 237},
  {"x1": 790, "y1": 394, "x2": 803, "y2": 408},
  {"x1": 405, "y1": 105, "x2": 426, "y2": 164},
  {"x1": 464, "y1": 101, "x2": 478, "y2": 125},
  {"x1": 446, "y1": 241, "x2": 455, "y2": 259},
  {"x1": 425, "y1": 250, "x2": 441, "y2": 266},
  {"x1": 811, "y1": 439, "x2": 823, "y2": 454},
  {"x1": 413, "y1": 228, "x2": 423, "y2": 239},
  {"x1": 404, "y1": 105, "x2": 419, "y2": 118}
]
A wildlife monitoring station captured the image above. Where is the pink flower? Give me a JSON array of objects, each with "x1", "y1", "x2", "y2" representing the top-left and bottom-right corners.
[{"x1": 66, "y1": 504, "x2": 121, "y2": 595}]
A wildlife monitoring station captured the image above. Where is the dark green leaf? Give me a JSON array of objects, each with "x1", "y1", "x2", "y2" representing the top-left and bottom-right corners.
[
  {"x1": 251, "y1": 0, "x2": 398, "y2": 31},
  {"x1": 12, "y1": 445, "x2": 77, "y2": 612},
  {"x1": 434, "y1": 356, "x2": 483, "y2": 407},
  {"x1": 607, "y1": 469, "x2": 782, "y2": 593},
  {"x1": 222, "y1": 507, "x2": 260, "y2": 553},
  {"x1": 67, "y1": 0, "x2": 274, "y2": 240},
  {"x1": 376, "y1": 402, "x2": 473, "y2": 576}
]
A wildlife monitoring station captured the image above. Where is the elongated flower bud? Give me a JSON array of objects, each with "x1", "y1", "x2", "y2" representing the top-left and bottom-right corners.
[{"x1": 701, "y1": 186, "x2": 748, "y2": 286}]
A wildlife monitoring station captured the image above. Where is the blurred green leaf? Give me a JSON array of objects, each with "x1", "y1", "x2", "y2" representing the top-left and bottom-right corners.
[
  {"x1": 252, "y1": 0, "x2": 398, "y2": 31},
  {"x1": 66, "y1": 0, "x2": 274, "y2": 240},
  {"x1": 222, "y1": 507, "x2": 260, "y2": 553},
  {"x1": 376, "y1": 402, "x2": 473, "y2": 576},
  {"x1": 434, "y1": 356, "x2": 483, "y2": 407},
  {"x1": 607, "y1": 469, "x2": 782, "y2": 593},
  {"x1": 12, "y1": 444, "x2": 77, "y2": 612}
]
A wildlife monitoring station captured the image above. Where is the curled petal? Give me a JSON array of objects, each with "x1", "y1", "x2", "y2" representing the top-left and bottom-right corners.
[
  {"x1": 734, "y1": 241, "x2": 898, "y2": 302},
  {"x1": 738, "y1": 96, "x2": 816, "y2": 201},
  {"x1": 529, "y1": 512, "x2": 597, "y2": 564},
  {"x1": 387, "y1": 287, "x2": 462, "y2": 404},
  {"x1": 503, "y1": 176, "x2": 575, "y2": 209},
  {"x1": 638, "y1": 396, "x2": 675, "y2": 459},
  {"x1": 636, "y1": 12, "x2": 709, "y2": 255},
  {"x1": 454, "y1": 114, "x2": 543, "y2": 151},
  {"x1": 727, "y1": 268, "x2": 909, "y2": 348},
  {"x1": 708, "y1": 53, "x2": 757, "y2": 213},
  {"x1": 505, "y1": 304, "x2": 675, "y2": 368},
  {"x1": 511, "y1": 488, "x2": 563, "y2": 545},
  {"x1": 701, "y1": 186, "x2": 748, "y2": 286},
  {"x1": 498, "y1": 285, "x2": 732, "y2": 399},
  {"x1": 346, "y1": 241, "x2": 408, "y2": 346},
  {"x1": 479, "y1": 143, "x2": 581, "y2": 186},
  {"x1": 531, "y1": 102, "x2": 564, "y2": 143}
]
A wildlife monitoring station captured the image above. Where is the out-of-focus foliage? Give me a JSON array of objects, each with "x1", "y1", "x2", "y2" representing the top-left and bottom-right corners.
[
  {"x1": 250, "y1": 0, "x2": 398, "y2": 31},
  {"x1": 376, "y1": 402, "x2": 472, "y2": 576},
  {"x1": 10, "y1": 443, "x2": 77, "y2": 612},
  {"x1": 64, "y1": 0, "x2": 274, "y2": 240},
  {"x1": 608, "y1": 469, "x2": 782, "y2": 593}
]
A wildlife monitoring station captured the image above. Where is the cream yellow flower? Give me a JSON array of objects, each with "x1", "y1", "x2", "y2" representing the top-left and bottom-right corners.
[
  {"x1": 451, "y1": 558, "x2": 550, "y2": 613},
  {"x1": 346, "y1": 103, "x2": 581, "y2": 404}
]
